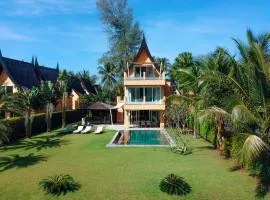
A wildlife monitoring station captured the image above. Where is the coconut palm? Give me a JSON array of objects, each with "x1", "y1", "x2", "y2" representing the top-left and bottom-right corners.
[
  {"x1": 198, "y1": 30, "x2": 270, "y2": 163},
  {"x1": 57, "y1": 70, "x2": 69, "y2": 128},
  {"x1": 98, "y1": 63, "x2": 117, "y2": 103},
  {"x1": 98, "y1": 63, "x2": 117, "y2": 90},
  {"x1": 4, "y1": 87, "x2": 42, "y2": 137},
  {"x1": 40, "y1": 81, "x2": 57, "y2": 132}
]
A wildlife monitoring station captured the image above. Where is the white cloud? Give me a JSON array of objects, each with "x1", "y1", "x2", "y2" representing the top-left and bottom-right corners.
[
  {"x1": 4, "y1": 0, "x2": 96, "y2": 16},
  {"x1": 0, "y1": 26, "x2": 33, "y2": 41}
]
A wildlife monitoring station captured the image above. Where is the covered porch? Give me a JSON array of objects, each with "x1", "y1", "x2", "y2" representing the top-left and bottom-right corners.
[{"x1": 124, "y1": 110, "x2": 164, "y2": 128}]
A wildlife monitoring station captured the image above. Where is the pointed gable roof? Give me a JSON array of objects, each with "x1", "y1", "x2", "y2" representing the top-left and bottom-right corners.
[
  {"x1": 0, "y1": 52, "x2": 58, "y2": 89},
  {"x1": 133, "y1": 34, "x2": 155, "y2": 63},
  {"x1": 1, "y1": 57, "x2": 40, "y2": 88}
]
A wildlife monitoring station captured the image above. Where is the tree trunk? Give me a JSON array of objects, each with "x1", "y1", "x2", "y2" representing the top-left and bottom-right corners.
[
  {"x1": 46, "y1": 103, "x2": 53, "y2": 132},
  {"x1": 25, "y1": 109, "x2": 32, "y2": 138},
  {"x1": 62, "y1": 93, "x2": 66, "y2": 128},
  {"x1": 193, "y1": 112, "x2": 198, "y2": 138}
]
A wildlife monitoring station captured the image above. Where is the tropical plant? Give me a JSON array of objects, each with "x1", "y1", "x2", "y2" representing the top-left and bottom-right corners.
[
  {"x1": 159, "y1": 174, "x2": 191, "y2": 195},
  {"x1": 57, "y1": 70, "x2": 69, "y2": 128},
  {"x1": 98, "y1": 63, "x2": 118, "y2": 103},
  {"x1": 170, "y1": 129, "x2": 193, "y2": 155},
  {"x1": 154, "y1": 56, "x2": 171, "y2": 75},
  {"x1": 39, "y1": 174, "x2": 80, "y2": 195},
  {"x1": 5, "y1": 87, "x2": 42, "y2": 137},
  {"x1": 40, "y1": 81, "x2": 57, "y2": 132}
]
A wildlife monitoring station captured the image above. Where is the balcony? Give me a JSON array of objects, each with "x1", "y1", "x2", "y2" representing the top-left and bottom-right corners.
[
  {"x1": 124, "y1": 95, "x2": 166, "y2": 110},
  {"x1": 124, "y1": 72, "x2": 166, "y2": 86}
]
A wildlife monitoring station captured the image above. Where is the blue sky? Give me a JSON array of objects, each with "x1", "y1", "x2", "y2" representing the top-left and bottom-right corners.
[{"x1": 0, "y1": 0, "x2": 269, "y2": 77}]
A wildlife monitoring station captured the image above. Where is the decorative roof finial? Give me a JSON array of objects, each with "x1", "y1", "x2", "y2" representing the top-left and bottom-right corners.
[
  {"x1": 56, "y1": 62, "x2": 59, "y2": 71},
  {"x1": 34, "y1": 56, "x2": 39, "y2": 67},
  {"x1": 31, "y1": 55, "x2": 35, "y2": 65}
]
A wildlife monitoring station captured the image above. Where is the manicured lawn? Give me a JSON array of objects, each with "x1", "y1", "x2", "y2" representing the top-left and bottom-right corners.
[{"x1": 0, "y1": 129, "x2": 268, "y2": 200}]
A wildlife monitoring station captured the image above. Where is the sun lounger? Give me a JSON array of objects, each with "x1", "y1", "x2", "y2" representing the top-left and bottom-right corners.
[
  {"x1": 81, "y1": 126, "x2": 92, "y2": 134},
  {"x1": 73, "y1": 126, "x2": 84, "y2": 134},
  {"x1": 95, "y1": 126, "x2": 104, "y2": 134}
]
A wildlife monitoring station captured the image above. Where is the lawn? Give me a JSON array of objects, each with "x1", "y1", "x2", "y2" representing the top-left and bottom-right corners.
[{"x1": 0, "y1": 129, "x2": 268, "y2": 200}]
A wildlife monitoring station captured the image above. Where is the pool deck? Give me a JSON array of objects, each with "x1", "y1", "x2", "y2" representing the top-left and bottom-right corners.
[{"x1": 106, "y1": 128, "x2": 176, "y2": 148}]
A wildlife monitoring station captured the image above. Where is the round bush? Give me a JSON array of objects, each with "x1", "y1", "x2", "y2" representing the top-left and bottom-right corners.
[
  {"x1": 39, "y1": 174, "x2": 80, "y2": 195},
  {"x1": 159, "y1": 173, "x2": 191, "y2": 195}
]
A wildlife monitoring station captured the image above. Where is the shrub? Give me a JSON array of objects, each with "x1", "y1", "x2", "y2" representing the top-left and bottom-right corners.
[
  {"x1": 170, "y1": 129, "x2": 193, "y2": 155},
  {"x1": 0, "y1": 109, "x2": 86, "y2": 142},
  {"x1": 159, "y1": 174, "x2": 191, "y2": 196},
  {"x1": 39, "y1": 174, "x2": 80, "y2": 195}
]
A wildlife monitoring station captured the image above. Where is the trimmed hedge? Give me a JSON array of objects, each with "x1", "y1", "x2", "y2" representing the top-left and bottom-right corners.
[
  {"x1": 198, "y1": 122, "x2": 217, "y2": 146},
  {"x1": 1, "y1": 109, "x2": 86, "y2": 141},
  {"x1": 186, "y1": 113, "x2": 217, "y2": 147}
]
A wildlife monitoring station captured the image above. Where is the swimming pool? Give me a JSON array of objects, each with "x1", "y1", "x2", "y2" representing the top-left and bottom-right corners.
[{"x1": 107, "y1": 129, "x2": 175, "y2": 147}]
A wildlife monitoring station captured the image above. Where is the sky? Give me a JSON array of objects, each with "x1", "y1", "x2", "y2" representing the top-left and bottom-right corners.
[{"x1": 0, "y1": 0, "x2": 269, "y2": 77}]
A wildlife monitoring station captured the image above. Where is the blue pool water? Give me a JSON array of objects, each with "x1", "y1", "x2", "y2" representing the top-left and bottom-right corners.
[{"x1": 114, "y1": 130, "x2": 169, "y2": 145}]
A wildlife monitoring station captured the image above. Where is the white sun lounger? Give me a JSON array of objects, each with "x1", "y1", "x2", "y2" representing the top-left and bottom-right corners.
[
  {"x1": 95, "y1": 126, "x2": 104, "y2": 134},
  {"x1": 73, "y1": 126, "x2": 84, "y2": 134},
  {"x1": 81, "y1": 126, "x2": 92, "y2": 134}
]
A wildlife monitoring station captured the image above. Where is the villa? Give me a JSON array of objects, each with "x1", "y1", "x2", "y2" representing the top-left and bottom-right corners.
[
  {"x1": 0, "y1": 50, "x2": 98, "y2": 117},
  {"x1": 123, "y1": 36, "x2": 171, "y2": 128}
]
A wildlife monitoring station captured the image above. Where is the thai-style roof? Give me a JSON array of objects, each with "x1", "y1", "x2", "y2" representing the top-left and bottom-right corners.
[
  {"x1": 69, "y1": 76, "x2": 99, "y2": 96},
  {"x1": 87, "y1": 102, "x2": 115, "y2": 110},
  {"x1": 0, "y1": 52, "x2": 58, "y2": 89},
  {"x1": 133, "y1": 34, "x2": 155, "y2": 63}
]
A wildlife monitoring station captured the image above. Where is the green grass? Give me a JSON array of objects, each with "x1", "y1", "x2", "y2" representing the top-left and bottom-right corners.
[{"x1": 0, "y1": 129, "x2": 268, "y2": 200}]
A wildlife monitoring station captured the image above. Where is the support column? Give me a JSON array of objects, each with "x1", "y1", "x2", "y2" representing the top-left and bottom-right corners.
[
  {"x1": 124, "y1": 110, "x2": 129, "y2": 128},
  {"x1": 160, "y1": 110, "x2": 165, "y2": 128}
]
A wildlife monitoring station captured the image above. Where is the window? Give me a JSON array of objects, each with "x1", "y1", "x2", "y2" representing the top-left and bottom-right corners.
[
  {"x1": 135, "y1": 67, "x2": 140, "y2": 77},
  {"x1": 6, "y1": 86, "x2": 13, "y2": 94},
  {"x1": 128, "y1": 88, "x2": 144, "y2": 103},
  {"x1": 1, "y1": 86, "x2": 13, "y2": 94}
]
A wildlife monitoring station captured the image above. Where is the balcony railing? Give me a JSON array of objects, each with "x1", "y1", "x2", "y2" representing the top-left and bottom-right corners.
[
  {"x1": 126, "y1": 76, "x2": 163, "y2": 80},
  {"x1": 124, "y1": 71, "x2": 165, "y2": 80},
  {"x1": 127, "y1": 101, "x2": 163, "y2": 105}
]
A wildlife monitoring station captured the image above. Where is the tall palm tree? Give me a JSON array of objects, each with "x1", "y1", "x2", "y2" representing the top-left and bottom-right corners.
[
  {"x1": 40, "y1": 81, "x2": 57, "y2": 132},
  {"x1": 198, "y1": 30, "x2": 270, "y2": 163},
  {"x1": 98, "y1": 63, "x2": 117, "y2": 103},
  {"x1": 57, "y1": 70, "x2": 69, "y2": 128}
]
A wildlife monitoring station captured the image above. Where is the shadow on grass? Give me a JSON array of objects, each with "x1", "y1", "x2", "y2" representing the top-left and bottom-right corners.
[
  {"x1": 0, "y1": 153, "x2": 47, "y2": 172},
  {"x1": 228, "y1": 165, "x2": 242, "y2": 172},
  {"x1": 0, "y1": 134, "x2": 69, "y2": 152}
]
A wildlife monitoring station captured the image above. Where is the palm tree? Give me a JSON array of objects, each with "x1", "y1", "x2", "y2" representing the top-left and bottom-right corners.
[
  {"x1": 57, "y1": 70, "x2": 69, "y2": 128},
  {"x1": 154, "y1": 57, "x2": 171, "y2": 75},
  {"x1": 198, "y1": 30, "x2": 270, "y2": 162},
  {"x1": 98, "y1": 63, "x2": 117, "y2": 103},
  {"x1": 5, "y1": 87, "x2": 42, "y2": 137},
  {"x1": 40, "y1": 81, "x2": 57, "y2": 132}
]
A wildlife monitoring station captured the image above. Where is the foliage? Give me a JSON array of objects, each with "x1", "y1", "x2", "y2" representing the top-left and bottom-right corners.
[
  {"x1": 0, "y1": 110, "x2": 85, "y2": 142},
  {"x1": 165, "y1": 103, "x2": 188, "y2": 128},
  {"x1": 57, "y1": 70, "x2": 68, "y2": 128},
  {"x1": 171, "y1": 29, "x2": 270, "y2": 196},
  {"x1": 96, "y1": 0, "x2": 142, "y2": 74},
  {"x1": 159, "y1": 174, "x2": 191, "y2": 196},
  {"x1": 169, "y1": 129, "x2": 193, "y2": 155},
  {"x1": 40, "y1": 81, "x2": 57, "y2": 132},
  {"x1": 4, "y1": 87, "x2": 43, "y2": 138},
  {"x1": 39, "y1": 174, "x2": 80, "y2": 195}
]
